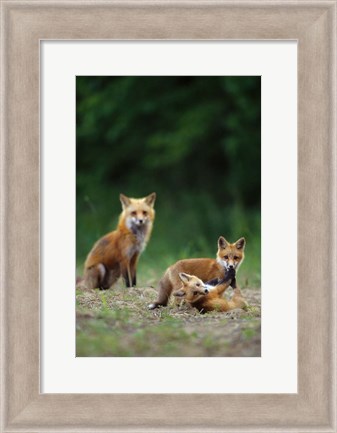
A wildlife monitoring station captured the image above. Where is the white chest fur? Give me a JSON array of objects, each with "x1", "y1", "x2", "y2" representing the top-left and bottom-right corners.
[{"x1": 127, "y1": 226, "x2": 148, "y2": 257}]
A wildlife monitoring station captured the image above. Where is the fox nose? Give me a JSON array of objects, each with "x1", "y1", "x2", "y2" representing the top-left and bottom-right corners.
[
  {"x1": 204, "y1": 288, "x2": 209, "y2": 294},
  {"x1": 229, "y1": 265, "x2": 234, "y2": 269},
  {"x1": 138, "y1": 219, "x2": 143, "y2": 224}
]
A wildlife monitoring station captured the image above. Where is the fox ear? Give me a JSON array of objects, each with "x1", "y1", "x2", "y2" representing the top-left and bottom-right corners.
[
  {"x1": 235, "y1": 237, "x2": 246, "y2": 250},
  {"x1": 179, "y1": 273, "x2": 191, "y2": 284},
  {"x1": 120, "y1": 193, "x2": 131, "y2": 210},
  {"x1": 144, "y1": 192, "x2": 156, "y2": 207},
  {"x1": 218, "y1": 236, "x2": 229, "y2": 249}
]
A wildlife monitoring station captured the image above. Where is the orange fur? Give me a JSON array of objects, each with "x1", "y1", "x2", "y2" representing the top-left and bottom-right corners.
[
  {"x1": 79, "y1": 192, "x2": 156, "y2": 290},
  {"x1": 148, "y1": 236, "x2": 245, "y2": 309},
  {"x1": 173, "y1": 273, "x2": 248, "y2": 313}
]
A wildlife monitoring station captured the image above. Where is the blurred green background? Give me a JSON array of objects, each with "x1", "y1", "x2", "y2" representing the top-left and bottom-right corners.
[{"x1": 76, "y1": 76, "x2": 261, "y2": 288}]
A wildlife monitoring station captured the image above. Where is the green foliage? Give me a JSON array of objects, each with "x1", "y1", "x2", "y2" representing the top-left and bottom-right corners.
[{"x1": 76, "y1": 76, "x2": 261, "y2": 285}]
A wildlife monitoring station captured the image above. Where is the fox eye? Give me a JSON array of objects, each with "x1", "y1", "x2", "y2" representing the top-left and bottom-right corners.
[
  {"x1": 196, "y1": 283, "x2": 200, "y2": 287},
  {"x1": 234, "y1": 256, "x2": 239, "y2": 260},
  {"x1": 131, "y1": 211, "x2": 137, "y2": 216},
  {"x1": 143, "y1": 211, "x2": 148, "y2": 217},
  {"x1": 224, "y1": 255, "x2": 229, "y2": 260}
]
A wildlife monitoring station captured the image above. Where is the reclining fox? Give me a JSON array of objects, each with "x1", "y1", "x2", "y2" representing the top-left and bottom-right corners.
[{"x1": 173, "y1": 272, "x2": 248, "y2": 313}]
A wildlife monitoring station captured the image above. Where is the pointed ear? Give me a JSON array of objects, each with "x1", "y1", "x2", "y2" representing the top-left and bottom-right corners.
[
  {"x1": 178, "y1": 273, "x2": 192, "y2": 284},
  {"x1": 173, "y1": 290, "x2": 185, "y2": 297},
  {"x1": 144, "y1": 192, "x2": 156, "y2": 207},
  {"x1": 120, "y1": 193, "x2": 131, "y2": 210},
  {"x1": 218, "y1": 236, "x2": 229, "y2": 249},
  {"x1": 235, "y1": 237, "x2": 246, "y2": 250}
]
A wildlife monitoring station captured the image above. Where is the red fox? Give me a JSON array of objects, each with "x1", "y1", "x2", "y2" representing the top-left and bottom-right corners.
[
  {"x1": 148, "y1": 236, "x2": 245, "y2": 309},
  {"x1": 173, "y1": 273, "x2": 248, "y2": 313},
  {"x1": 79, "y1": 192, "x2": 156, "y2": 290}
]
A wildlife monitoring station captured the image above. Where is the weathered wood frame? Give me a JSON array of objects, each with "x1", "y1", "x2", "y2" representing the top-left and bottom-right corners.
[{"x1": 1, "y1": 1, "x2": 336, "y2": 432}]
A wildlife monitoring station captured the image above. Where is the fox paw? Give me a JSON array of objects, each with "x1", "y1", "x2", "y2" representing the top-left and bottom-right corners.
[{"x1": 225, "y1": 268, "x2": 236, "y2": 282}]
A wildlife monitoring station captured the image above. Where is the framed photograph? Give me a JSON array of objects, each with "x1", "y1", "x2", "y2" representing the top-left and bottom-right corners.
[
  {"x1": 74, "y1": 74, "x2": 262, "y2": 359},
  {"x1": 1, "y1": 1, "x2": 336, "y2": 432},
  {"x1": 42, "y1": 41, "x2": 296, "y2": 395}
]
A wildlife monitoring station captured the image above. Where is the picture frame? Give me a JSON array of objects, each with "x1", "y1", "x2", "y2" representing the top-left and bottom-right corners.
[{"x1": 1, "y1": 1, "x2": 336, "y2": 432}]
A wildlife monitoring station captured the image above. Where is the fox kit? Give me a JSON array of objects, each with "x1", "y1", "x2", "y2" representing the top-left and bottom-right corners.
[
  {"x1": 173, "y1": 273, "x2": 248, "y2": 313},
  {"x1": 80, "y1": 192, "x2": 156, "y2": 290},
  {"x1": 148, "y1": 236, "x2": 245, "y2": 309}
]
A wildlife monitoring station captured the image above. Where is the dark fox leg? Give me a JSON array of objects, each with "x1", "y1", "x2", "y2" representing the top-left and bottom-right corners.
[
  {"x1": 121, "y1": 262, "x2": 133, "y2": 288},
  {"x1": 123, "y1": 271, "x2": 137, "y2": 287},
  {"x1": 122, "y1": 271, "x2": 132, "y2": 287},
  {"x1": 122, "y1": 272, "x2": 129, "y2": 287},
  {"x1": 129, "y1": 254, "x2": 139, "y2": 287},
  {"x1": 148, "y1": 280, "x2": 173, "y2": 309},
  {"x1": 215, "y1": 268, "x2": 236, "y2": 296},
  {"x1": 100, "y1": 267, "x2": 120, "y2": 290}
]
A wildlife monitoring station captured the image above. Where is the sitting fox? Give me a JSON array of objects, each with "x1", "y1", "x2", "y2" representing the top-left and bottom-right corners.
[
  {"x1": 79, "y1": 192, "x2": 156, "y2": 290},
  {"x1": 173, "y1": 272, "x2": 248, "y2": 313},
  {"x1": 148, "y1": 236, "x2": 245, "y2": 309}
]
